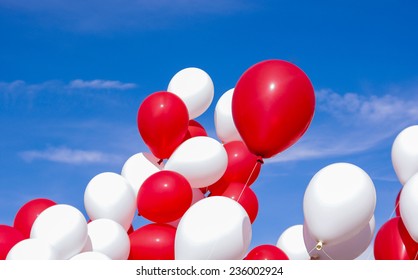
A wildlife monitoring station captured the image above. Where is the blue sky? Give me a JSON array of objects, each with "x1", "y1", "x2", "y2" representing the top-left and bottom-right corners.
[{"x1": 1, "y1": 0, "x2": 418, "y2": 255}]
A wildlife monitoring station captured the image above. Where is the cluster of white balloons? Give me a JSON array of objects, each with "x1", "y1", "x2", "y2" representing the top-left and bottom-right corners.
[{"x1": 393, "y1": 125, "x2": 418, "y2": 243}]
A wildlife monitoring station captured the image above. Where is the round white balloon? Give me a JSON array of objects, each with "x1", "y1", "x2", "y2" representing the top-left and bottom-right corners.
[
  {"x1": 70, "y1": 251, "x2": 111, "y2": 260},
  {"x1": 30, "y1": 204, "x2": 88, "y2": 260},
  {"x1": 214, "y1": 88, "x2": 243, "y2": 143},
  {"x1": 121, "y1": 152, "x2": 162, "y2": 198},
  {"x1": 167, "y1": 67, "x2": 214, "y2": 119},
  {"x1": 276, "y1": 225, "x2": 310, "y2": 260},
  {"x1": 304, "y1": 216, "x2": 375, "y2": 260},
  {"x1": 85, "y1": 219, "x2": 130, "y2": 260},
  {"x1": 84, "y1": 172, "x2": 136, "y2": 231},
  {"x1": 400, "y1": 173, "x2": 418, "y2": 242},
  {"x1": 392, "y1": 125, "x2": 418, "y2": 185},
  {"x1": 175, "y1": 196, "x2": 251, "y2": 260},
  {"x1": 165, "y1": 136, "x2": 228, "y2": 188},
  {"x1": 303, "y1": 162, "x2": 376, "y2": 245},
  {"x1": 6, "y1": 239, "x2": 58, "y2": 260}
]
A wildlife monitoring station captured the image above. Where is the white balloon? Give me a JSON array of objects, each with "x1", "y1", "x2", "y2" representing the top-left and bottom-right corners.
[
  {"x1": 167, "y1": 67, "x2": 214, "y2": 119},
  {"x1": 214, "y1": 88, "x2": 243, "y2": 143},
  {"x1": 121, "y1": 152, "x2": 162, "y2": 198},
  {"x1": 175, "y1": 196, "x2": 252, "y2": 260},
  {"x1": 303, "y1": 162, "x2": 376, "y2": 245},
  {"x1": 392, "y1": 125, "x2": 418, "y2": 185},
  {"x1": 304, "y1": 216, "x2": 375, "y2": 260},
  {"x1": 84, "y1": 172, "x2": 136, "y2": 231},
  {"x1": 276, "y1": 225, "x2": 310, "y2": 260},
  {"x1": 85, "y1": 219, "x2": 130, "y2": 260},
  {"x1": 400, "y1": 173, "x2": 418, "y2": 242},
  {"x1": 6, "y1": 239, "x2": 58, "y2": 260},
  {"x1": 165, "y1": 136, "x2": 228, "y2": 188},
  {"x1": 30, "y1": 204, "x2": 88, "y2": 260},
  {"x1": 70, "y1": 251, "x2": 111, "y2": 260}
]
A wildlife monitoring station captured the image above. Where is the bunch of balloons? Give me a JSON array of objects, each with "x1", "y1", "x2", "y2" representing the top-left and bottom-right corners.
[
  {"x1": 374, "y1": 125, "x2": 418, "y2": 260},
  {"x1": 1, "y1": 59, "x2": 318, "y2": 260}
]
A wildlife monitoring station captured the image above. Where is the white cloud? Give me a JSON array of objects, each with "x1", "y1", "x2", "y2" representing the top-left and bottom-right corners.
[
  {"x1": 0, "y1": 79, "x2": 137, "y2": 94},
  {"x1": 69, "y1": 79, "x2": 137, "y2": 90},
  {"x1": 0, "y1": 0, "x2": 256, "y2": 32},
  {"x1": 268, "y1": 86, "x2": 418, "y2": 163},
  {"x1": 20, "y1": 147, "x2": 123, "y2": 164}
]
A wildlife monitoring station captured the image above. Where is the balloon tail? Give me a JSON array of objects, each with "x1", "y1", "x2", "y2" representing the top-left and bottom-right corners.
[
  {"x1": 315, "y1": 241, "x2": 323, "y2": 251},
  {"x1": 237, "y1": 159, "x2": 263, "y2": 202},
  {"x1": 157, "y1": 159, "x2": 164, "y2": 165}
]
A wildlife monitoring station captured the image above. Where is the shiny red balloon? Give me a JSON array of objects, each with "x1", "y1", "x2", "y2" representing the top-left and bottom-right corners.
[
  {"x1": 374, "y1": 217, "x2": 418, "y2": 260},
  {"x1": 137, "y1": 170, "x2": 192, "y2": 223},
  {"x1": 211, "y1": 182, "x2": 258, "y2": 224},
  {"x1": 129, "y1": 223, "x2": 176, "y2": 260},
  {"x1": 244, "y1": 244, "x2": 289, "y2": 260},
  {"x1": 0, "y1": 225, "x2": 24, "y2": 260},
  {"x1": 183, "y1": 120, "x2": 208, "y2": 142},
  {"x1": 13, "y1": 198, "x2": 56, "y2": 239},
  {"x1": 137, "y1": 91, "x2": 189, "y2": 159},
  {"x1": 232, "y1": 60, "x2": 315, "y2": 158},
  {"x1": 223, "y1": 141, "x2": 261, "y2": 185}
]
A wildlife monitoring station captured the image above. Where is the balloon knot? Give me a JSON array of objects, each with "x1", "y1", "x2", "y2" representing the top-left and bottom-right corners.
[
  {"x1": 315, "y1": 241, "x2": 323, "y2": 251},
  {"x1": 256, "y1": 157, "x2": 264, "y2": 164},
  {"x1": 157, "y1": 159, "x2": 164, "y2": 165}
]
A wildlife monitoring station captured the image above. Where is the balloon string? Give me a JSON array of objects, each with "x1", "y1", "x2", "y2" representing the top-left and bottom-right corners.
[
  {"x1": 237, "y1": 158, "x2": 263, "y2": 202},
  {"x1": 414, "y1": 250, "x2": 418, "y2": 261}
]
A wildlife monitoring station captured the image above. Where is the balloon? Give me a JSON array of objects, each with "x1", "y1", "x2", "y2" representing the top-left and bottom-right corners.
[
  {"x1": 85, "y1": 219, "x2": 130, "y2": 260},
  {"x1": 70, "y1": 251, "x2": 111, "y2": 260},
  {"x1": 167, "y1": 188, "x2": 205, "y2": 228},
  {"x1": 223, "y1": 141, "x2": 262, "y2": 186},
  {"x1": 137, "y1": 170, "x2": 193, "y2": 223},
  {"x1": 0, "y1": 225, "x2": 24, "y2": 260},
  {"x1": 211, "y1": 182, "x2": 258, "y2": 224},
  {"x1": 244, "y1": 244, "x2": 289, "y2": 260},
  {"x1": 276, "y1": 225, "x2": 310, "y2": 260},
  {"x1": 175, "y1": 196, "x2": 252, "y2": 260},
  {"x1": 391, "y1": 125, "x2": 418, "y2": 185},
  {"x1": 13, "y1": 198, "x2": 57, "y2": 239},
  {"x1": 214, "y1": 88, "x2": 243, "y2": 143},
  {"x1": 400, "y1": 173, "x2": 418, "y2": 242},
  {"x1": 31, "y1": 204, "x2": 88, "y2": 259},
  {"x1": 374, "y1": 217, "x2": 418, "y2": 260},
  {"x1": 129, "y1": 223, "x2": 176, "y2": 260},
  {"x1": 304, "y1": 216, "x2": 375, "y2": 260},
  {"x1": 6, "y1": 238, "x2": 58, "y2": 260},
  {"x1": 137, "y1": 91, "x2": 189, "y2": 159},
  {"x1": 165, "y1": 136, "x2": 228, "y2": 188},
  {"x1": 232, "y1": 60, "x2": 315, "y2": 158},
  {"x1": 167, "y1": 67, "x2": 214, "y2": 119},
  {"x1": 183, "y1": 120, "x2": 208, "y2": 142},
  {"x1": 303, "y1": 162, "x2": 376, "y2": 246},
  {"x1": 84, "y1": 172, "x2": 136, "y2": 231},
  {"x1": 121, "y1": 152, "x2": 162, "y2": 199}
]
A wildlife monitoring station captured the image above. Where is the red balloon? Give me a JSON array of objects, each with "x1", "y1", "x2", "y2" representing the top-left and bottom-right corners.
[
  {"x1": 211, "y1": 182, "x2": 258, "y2": 223},
  {"x1": 223, "y1": 141, "x2": 262, "y2": 185},
  {"x1": 129, "y1": 223, "x2": 176, "y2": 260},
  {"x1": 244, "y1": 244, "x2": 289, "y2": 260},
  {"x1": 374, "y1": 217, "x2": 418, "y2": 260},
  {"x1": 137, "y1": 170, "x2": 192, "y2": 223},
  {"x1": 13, "y1": 198, "x2": 57, "y2": 239},
  {"x1": 0, "y1": 225, "x2": 24, "y2": 260},
  {"x1": 183, "y1": 120, "x2": 208, "y2": 142},
  {"x1": 232, "y1": 60, "x2": 315, "y2": 158},
  {"x1": 137, "y1": 91, "x2": 189, "y2": 159},
  {"x1": 395, "y1": 188, "x2": 402, "y2": 216}
]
